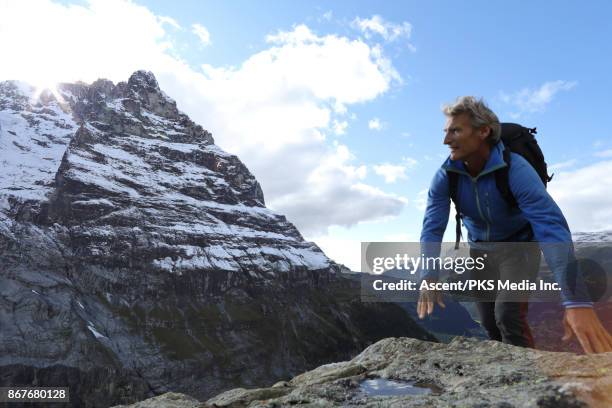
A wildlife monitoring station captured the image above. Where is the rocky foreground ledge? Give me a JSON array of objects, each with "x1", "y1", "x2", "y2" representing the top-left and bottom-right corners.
[{"x1": 114, "y1": 337, "x2": 612, "y2": 408}]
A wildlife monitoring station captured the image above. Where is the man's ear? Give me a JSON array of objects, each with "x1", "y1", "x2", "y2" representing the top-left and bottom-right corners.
[{"x1": 479, "y1": 126, "x2": 491, "y2": 141}]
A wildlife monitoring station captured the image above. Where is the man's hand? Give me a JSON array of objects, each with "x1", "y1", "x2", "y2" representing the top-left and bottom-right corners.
[
  {"x1": 562, "y1": 307, "x2": 612, "y2": 353},
  {"x1": 417, "y1": 281, "x2": 445, "y2": 319}
]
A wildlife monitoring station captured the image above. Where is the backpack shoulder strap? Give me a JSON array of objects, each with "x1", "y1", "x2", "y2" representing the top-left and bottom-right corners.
[
  {"x1": 448, "y1": 170, "x2": 459, "y2": 205},
  {"x1": 494, "y1": 147, "x2": 518, "y2": 208},
  {"x1": 447, "y1": 170, "x2": 462, "y2": 249}
]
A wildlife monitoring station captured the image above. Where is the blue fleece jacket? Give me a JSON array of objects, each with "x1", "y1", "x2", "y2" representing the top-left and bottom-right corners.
[{"x1": 420, "y1": 141, "x2": 591, "y2": 307}]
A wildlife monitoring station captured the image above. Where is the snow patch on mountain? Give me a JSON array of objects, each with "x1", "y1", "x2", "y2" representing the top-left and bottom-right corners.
[{"x1": 0, "y1": 81, "x2": 76, "y2": 201}]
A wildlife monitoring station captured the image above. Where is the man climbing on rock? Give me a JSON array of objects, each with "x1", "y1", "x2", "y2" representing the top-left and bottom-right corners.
[{"x1": 417, "y1": 96, "x2": 612, "y2": 353}]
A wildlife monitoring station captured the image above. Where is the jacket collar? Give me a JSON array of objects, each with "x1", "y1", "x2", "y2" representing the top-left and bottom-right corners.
[{"x1": 442, "y1": 141, "x2": 507, "y2": 177}]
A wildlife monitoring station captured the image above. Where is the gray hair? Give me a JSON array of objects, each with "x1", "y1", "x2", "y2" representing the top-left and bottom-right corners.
[{"x1": 442, "y1": 96, "x2": 501, "y2": 145}]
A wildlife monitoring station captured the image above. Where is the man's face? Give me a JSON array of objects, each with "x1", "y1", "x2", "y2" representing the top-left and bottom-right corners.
[{"x1": 443, "y1": 113, "x2": 489, "y2": 161}]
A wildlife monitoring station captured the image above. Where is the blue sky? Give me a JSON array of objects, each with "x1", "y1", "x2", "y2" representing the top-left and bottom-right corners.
[{"x1": 2, "y1": 0, "x2": 612, "y2": 270}]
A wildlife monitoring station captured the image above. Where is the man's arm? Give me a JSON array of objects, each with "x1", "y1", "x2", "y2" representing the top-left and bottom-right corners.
[
  {"x1": 507, "y1": 154, "x2": 589, "y2": 305},
  {"x1": 419, "y1": 167, "x2": 451, "y2": 281},
  {"x1": 418, "y1": 168, "x2": 450, "y2": 318},
  {"x1": 508, "y1": 154, "x2": 612, "y2": 353}
]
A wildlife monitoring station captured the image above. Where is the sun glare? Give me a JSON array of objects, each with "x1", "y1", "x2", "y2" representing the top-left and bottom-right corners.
[{"x1": 31, "y1": 78, "x2": 64, "y2": 104}]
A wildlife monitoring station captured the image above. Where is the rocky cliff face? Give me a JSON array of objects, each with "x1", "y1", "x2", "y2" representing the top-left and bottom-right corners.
[
  {"x1": 0, "y1": 71, "x2": 435, "y2": 407},
  {"x1": 118, "y1": 337, "x2": 612, "y2": 408}
]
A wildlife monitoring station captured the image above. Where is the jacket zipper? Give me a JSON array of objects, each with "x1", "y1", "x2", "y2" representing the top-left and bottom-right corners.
[
  {"x1": 471, "y1": 178, "x2": 488, "y2": 241},
  {"x1": 486, "y1": 191, "x2": 493, "y2": 241}
]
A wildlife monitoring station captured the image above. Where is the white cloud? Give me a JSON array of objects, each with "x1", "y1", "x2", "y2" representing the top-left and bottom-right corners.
[
  {"x1": 368, "y1": 117, "x2": 383, "y2": 130},
  {"x1": 191, "y1": 23, "x2": 211, "y2": 46},
  {"x1": 352, "y1": 15, "x2": 413, "y2": 44},
  {"x1": 266, "y1": 24, "x2": 319, "y2": 44},
  {"x1": 333, "y1": 100, "x2": 347, "y2": 114},
  {"x1": 269, "y1": 143, "x2": 407, "y2": 235},
  {"x1": 309, "y1": 227, "x2": 418, "y2": 272},
  {"x1": 382, "y1": 232, "x2": 418, "y2": 242},
  {"x1": 401, "y1": 156, "x2": 418, "y2": 168},
  {"x1": 500, "y1": 80, "x2": 577, "y2": 118},
  {"x1": 549, "y1": 159, "x2": 577, "y2": 172},
  {"x1": 0, "y1": 3, "x2": 405, "y2": 237},
  {"x1": 308, "y1": 234, "x2": 362, "y2": 271},
  {"x1": 321, "y1": 10, "x2": 333, "y2": 21},
  {"x1": 158, "y1": 16, "x2": 181, "y2": 30},
  {"x1": 259, "y1": 25, "x2": 400, "y2": 105},
  {"x1": 594, "y1": 149, "x2": 612, "y2": 158},
  {"x1": 373, "y1": 163, "x2": 407, "y2": 183},
  {"x1": 332, "y1": 119, "x2": 348, "y2": 135},
  {"x1": 0, "y1": 0, "x2": 179, "y2": 88},
  {"x1": 372, "y1": 156, "x2": 417, "y2": 184},
  {"x1": 370, "y1": 44, "x2": 402, "y2": 84},
  {"x1": 414, "y1": 189, "x2": 428, "y2": 211},
  {"x1": 548, "y1": 160, "x2": 612, "y2": 232}
]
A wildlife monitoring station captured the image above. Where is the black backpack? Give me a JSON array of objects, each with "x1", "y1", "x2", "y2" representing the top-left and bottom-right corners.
[{"x1": 448, "y1": 123, "x2": 553, "y2": 248}]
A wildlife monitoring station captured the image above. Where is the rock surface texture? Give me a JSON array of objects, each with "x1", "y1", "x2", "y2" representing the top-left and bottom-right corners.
[
  {"x1": 116, "y1": 337, "x2": 612, "y2": 408},
  {"x1": 0, "y1": 72, "x2": 434, "y2": 407}
]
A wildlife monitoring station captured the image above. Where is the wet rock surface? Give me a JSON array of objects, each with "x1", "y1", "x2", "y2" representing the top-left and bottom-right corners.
[
  {"x1": 119, "y1": 336, "x2": 612, "y2": 408},
  {"x1": 0, "y1": 72, "x2": 435, "y2": 407}
]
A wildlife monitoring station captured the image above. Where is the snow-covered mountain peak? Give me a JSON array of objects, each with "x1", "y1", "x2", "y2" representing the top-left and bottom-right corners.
[
  {"x1": 127, "y1": 70, "x2": 160, "y2": 92},
  {"x1": 0, "y1": 71, "x2": 332, "y2": 276}
]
